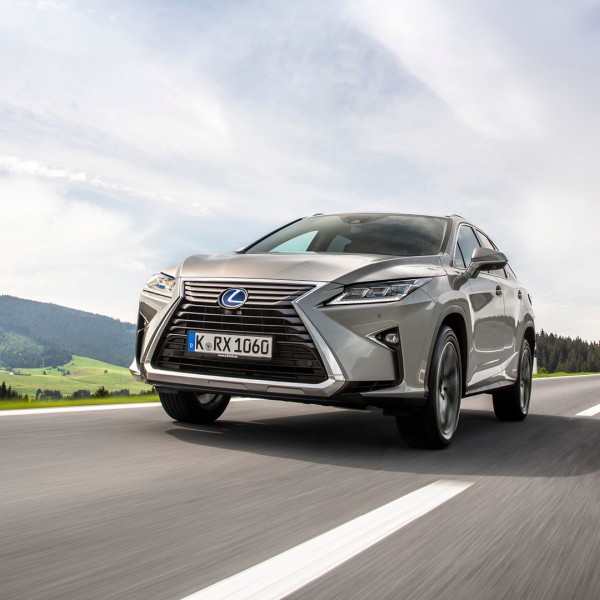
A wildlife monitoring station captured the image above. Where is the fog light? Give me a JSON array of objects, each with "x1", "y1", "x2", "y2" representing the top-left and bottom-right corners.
[{"x1": 385, "y1": 332, "x2": 400, "y2": 345}]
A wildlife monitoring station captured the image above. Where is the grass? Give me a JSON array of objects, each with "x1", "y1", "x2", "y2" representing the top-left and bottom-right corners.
[
  {"x1": 0, "y1": 355, "x2": 152, "y2": 398},
  {"x1": 0, "y1": 394, "x2": 159, "y2": 410},
  {"x1": 533, "y1": 371, "x2": 599, "y2": 378}
]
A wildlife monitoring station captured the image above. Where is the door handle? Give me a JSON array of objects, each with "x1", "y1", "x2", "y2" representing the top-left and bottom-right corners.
[
  {"x1": 518, "y1": 290, "x2": 523, "y2": 300},
  {"x1": 496, "y1": 285, "x2": 503, "y2": 296}
]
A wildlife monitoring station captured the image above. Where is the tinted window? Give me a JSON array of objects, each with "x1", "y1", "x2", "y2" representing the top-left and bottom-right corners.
[
  {"x1": 245, "y1": 214, "x2": 449, "y2": 257},
  {"x1": 475, "y1": 231, "x2": 495, "y2": 250},
  {"x1": 455, "y1": 226, "x2": 480, "y2": 269},
  {"x1": 475, "y1": 230, "x2": 506, "y2": 278}
]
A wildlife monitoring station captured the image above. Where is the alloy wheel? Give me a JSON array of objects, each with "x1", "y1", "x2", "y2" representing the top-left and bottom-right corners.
[{"x1": 436, "y1": 341, "x2": 461, "y2": 440}]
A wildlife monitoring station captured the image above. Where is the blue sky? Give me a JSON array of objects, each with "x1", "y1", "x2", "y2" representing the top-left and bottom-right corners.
[{"x1": 1, "y1": 0, "x2": 599, "y2": 341}]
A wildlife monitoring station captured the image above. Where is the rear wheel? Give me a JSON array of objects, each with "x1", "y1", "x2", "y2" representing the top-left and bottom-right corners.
[
  {"x1": 492, "y1": 339, "x2": 532, "y2": 421},
  {"x1": 158, "y1": 389, "x2": 231, "y2": 424},
  {"x1": 396, "y1": 326, "x2": 462, "y2": 449}
]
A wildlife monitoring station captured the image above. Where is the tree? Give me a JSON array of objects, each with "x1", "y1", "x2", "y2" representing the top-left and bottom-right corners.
[
  {"x1": 0, "y1": 381, "x2": 21, "y2": 400},
  {"x1": 93, "y1": 386, "x2": 110, "y2": 398}
]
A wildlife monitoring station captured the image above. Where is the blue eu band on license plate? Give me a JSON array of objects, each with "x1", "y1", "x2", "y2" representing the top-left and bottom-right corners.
[{"x1": 187, "y1": 331, "x2": 273, "y2": 359}]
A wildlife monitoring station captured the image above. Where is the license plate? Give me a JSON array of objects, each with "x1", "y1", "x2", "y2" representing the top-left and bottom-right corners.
[{"x1": 186, "y1": 331, "x2": 273, "y2": 359}]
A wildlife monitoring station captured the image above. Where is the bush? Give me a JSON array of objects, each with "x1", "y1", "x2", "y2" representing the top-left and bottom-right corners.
[
  {"x1": 93, "y1": 386, "x2": 110, "y2": 398},
  {"x1": 109, "y1": 388, "x2": 130, "y2": 397}
]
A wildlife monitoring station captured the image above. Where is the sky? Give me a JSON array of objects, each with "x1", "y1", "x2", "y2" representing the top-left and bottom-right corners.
[{"x1": 1, "y1": 0, "x2": 599, "y2": 341}]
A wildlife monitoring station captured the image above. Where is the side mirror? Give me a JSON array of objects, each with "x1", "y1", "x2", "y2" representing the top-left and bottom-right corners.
[{"x1": 465, "y1": 247, "x2": 508, "y2": 279}]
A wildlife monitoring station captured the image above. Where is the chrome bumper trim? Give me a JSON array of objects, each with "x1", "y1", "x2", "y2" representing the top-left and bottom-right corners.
[
  {"x1": 142, "y1": 364, "x2": 346, "y2": 397},
  {"x1": 129, "y1": 360, "x2": 143, "y2": 382}
]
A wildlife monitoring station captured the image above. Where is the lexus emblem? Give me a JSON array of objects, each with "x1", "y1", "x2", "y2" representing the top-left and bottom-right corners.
[{"x1": 218, "y1": 288, "x2": 249, "y2": 309}]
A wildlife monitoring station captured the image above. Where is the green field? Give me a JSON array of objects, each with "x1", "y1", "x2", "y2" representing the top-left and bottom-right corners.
[
  {"x1": 0, "y1": 395, "x2": 159, "y2": 410},
  {"x1": 0, "y1": 355, "x2": 152, "y2": 398},
  {"x1": 533, "y1": 371, "x2": 599, "y2": 378}
]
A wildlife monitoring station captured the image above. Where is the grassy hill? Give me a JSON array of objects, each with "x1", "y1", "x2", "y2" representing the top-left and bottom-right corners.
[
  {"x1": 0, "y1": 295, "x2": 135, "y2": 368},
  {"x1": 0, "y1": 355, "x2": 151, "y2": 398}
]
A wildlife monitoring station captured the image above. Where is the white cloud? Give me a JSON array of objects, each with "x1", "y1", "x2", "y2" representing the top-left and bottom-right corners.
[
  {"x1": 0, "y1": 153, "x2": 186, "y2": 205},
  {"x1": 36, "y1": 0, "x2": 68, "y2": 10},
  {"x1": 350, "y1": 0, "x2": 543, "y2": 140},
  {"x1": 0, "y1": 2, "x2": 353, "y2": 220},
  {"x1": 0, "y1": 9, "x2": 231, "y2": 163},
  {"x1": 0, "y1": 176, "x2": 153, "y2": 320}
]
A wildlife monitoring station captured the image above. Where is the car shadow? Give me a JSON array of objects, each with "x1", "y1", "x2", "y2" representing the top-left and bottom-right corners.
[{"x1": 164, "y1": 405, "x2": 600, "y2": 479}]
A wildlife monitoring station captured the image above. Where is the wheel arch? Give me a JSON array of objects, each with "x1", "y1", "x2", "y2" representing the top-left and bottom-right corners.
[
  {"x1": 523, "y1": 322, "x2": 535, "y2": 354},
  {"x1": 425, "y1": 306, "x2": 470, "y2": 398},
  {"x1": 440, "y1": 313, "x2": 469, "y2": 396}
]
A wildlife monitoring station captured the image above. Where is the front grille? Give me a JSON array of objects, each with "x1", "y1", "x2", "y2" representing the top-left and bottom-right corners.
[{"x1": 153, "y1": 281, "x2": 328, "y2": 384}]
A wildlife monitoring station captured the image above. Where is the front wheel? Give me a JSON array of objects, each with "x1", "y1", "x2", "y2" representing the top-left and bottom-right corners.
[
  {"x1": 396, "y1": 326, "x2": 462, "y2": 449},
  {"x1": 158, "y1": 389, "x2": 231, "y2": 424},
  {"x1": 492, "y1": 339, "x2": 532, "y2": 421}
]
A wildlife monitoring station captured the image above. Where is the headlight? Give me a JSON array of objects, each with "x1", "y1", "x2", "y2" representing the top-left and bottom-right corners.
[
  {"x1": 328, "y1": 278, "x2": 431, "y2": 305},
  {"x1": 144, "y1": 273, "x2": 176, "y2": 297}
]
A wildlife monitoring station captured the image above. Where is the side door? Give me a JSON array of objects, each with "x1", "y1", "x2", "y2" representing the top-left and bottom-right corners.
[
  {"x1": 475, "y1": 230, "x2": 520, "y2": 364},
  {"x1": 454, "y1": 225, "x2": 506, "y2": 382}
]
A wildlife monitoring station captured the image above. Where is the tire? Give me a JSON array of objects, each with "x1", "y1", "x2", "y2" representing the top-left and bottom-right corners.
[
  {"x1": 397, "y1": 326, "x2": 462, "y2": 449},
  {"x1": 492, "y1": 339, "x2": 532, "y2": 421},
  {"x1": 158, "y1": 389, "x2": 231, "y2": 424}
]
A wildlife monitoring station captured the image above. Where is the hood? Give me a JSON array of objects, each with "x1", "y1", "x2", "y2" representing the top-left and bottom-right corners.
[{"x1": 177, "y1": 252, "x2": 446, "y2": 283}]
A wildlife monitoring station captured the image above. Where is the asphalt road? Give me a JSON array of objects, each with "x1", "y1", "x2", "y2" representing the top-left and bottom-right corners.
[{"x1": 1, "y1": 376, "x2": 599, "y2": 600}]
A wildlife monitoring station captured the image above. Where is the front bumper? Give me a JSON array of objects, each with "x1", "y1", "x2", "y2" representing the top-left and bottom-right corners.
[{"x1": 131, "y1": 278, "x2": 437, "y2": 405}]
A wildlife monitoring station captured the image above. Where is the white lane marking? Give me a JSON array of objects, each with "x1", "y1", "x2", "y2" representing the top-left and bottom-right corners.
[
  {"x1": 576, "y1": 403, "x2": 600, "y2": 417},
  {"x1": 180, "y1": 480, "x2": 473, "y2": 600},
  {"x1": 0, "y1": 402, "x2": 162, "y2": 416}
]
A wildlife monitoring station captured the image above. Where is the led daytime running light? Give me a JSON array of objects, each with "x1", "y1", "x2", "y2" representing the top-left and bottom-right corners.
[{"x1": 329, "y1": 278, "x2": 431, "y2": 305}]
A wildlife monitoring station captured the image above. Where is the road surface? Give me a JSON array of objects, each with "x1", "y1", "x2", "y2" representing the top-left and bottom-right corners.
[{"x1": 1, "y1": 376, "x2": 599, "y2": 599}]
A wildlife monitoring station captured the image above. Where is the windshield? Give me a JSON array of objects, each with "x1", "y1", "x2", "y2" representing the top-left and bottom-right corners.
[{"x1": 244, "y1": 214, "x2": 449, "y2": 257}]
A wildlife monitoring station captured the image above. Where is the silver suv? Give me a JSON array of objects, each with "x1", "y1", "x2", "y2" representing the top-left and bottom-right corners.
[{"x1": 131, "y1": 213, "x2": 535, "y2": 449}]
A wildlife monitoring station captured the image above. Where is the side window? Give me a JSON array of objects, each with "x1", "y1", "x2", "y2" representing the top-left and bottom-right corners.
[
  {"x1": 475, "y1": 231, "x2": 495, "y2": 250},
  {"x1": 454, "y1": 226, "x2": 481, "y2": 269},
  {"x1": 475, "y1": 230, "x2": 507, "y2": 278},
  {"x1": 453, "y1": 242, "x2": 466, "y2": 269}
]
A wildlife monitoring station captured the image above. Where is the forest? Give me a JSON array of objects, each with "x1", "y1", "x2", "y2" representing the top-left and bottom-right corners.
[
  {"x1": 0, "y1": 295, "x2": 135, "y2": 368},
  {"x1": 536, "y1": 330, "x2": 600, "y2": 373}
]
